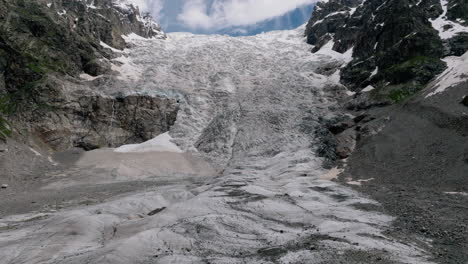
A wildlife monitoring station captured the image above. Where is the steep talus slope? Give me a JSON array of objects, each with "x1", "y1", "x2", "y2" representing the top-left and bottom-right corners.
[{"x1": 305, "y1": 0, "x2": 468, "y2": 262}]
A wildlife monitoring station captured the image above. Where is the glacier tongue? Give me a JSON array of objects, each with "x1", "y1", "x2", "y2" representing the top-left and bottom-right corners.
[{"x1": 0, "y1": 28, "x2": 433, "y2": 263}]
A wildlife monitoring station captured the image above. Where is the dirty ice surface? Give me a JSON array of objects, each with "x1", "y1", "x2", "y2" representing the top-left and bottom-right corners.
[{"x1": 0, "y1": 27, "x2": 433, "y2": 263}]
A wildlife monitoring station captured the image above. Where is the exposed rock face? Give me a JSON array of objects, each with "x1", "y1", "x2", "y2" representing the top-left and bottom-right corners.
[
  {"x1": 306, "y1": 0, "x2": 468, "y2": 186},
  {"x1": 305, "y1": 0, "x2": 467, "y2": 101},
  {"x1": 0, "y1": 0, "x2": 173, "y2": 151},
  {"x1": 306, "y1": 1, "x2": 468, "y2": 261},
  {"x1": 30, "y1": 92, "x2": 178, "y2": 151}
]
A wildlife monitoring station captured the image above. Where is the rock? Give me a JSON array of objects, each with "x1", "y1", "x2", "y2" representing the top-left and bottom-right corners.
[
  {"x1": 462, "y1": 96, "x2": 468, "y2": 107},
  {"x1": 0, "y1": 0, "x2": 168, "y2": 149},
  {"x1": 32, "y1": 93, "x2": 179, "y2": 151},
  {"x1": 305, "y1": 0, "x2": 459, "y2": 97},
  {"x1": 327, "y1": 115, "x2": 355, "y2": 135},
  {"x1": 147, "y1": 207, "x2": 167, "y2": 216},
  {"x1": 335, "y1": 129, "x2": 357, "y2": 159},
  {"x1": 1, "y1": 184, "x2": 8, "y2": 189}
]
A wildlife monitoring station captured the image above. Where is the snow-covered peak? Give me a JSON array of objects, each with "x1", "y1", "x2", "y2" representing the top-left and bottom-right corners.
[{"x1": 112, "y1": 0, "x2": 147, "y2": 11}]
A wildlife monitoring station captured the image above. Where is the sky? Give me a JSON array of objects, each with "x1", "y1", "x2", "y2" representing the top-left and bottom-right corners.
[{"x1": 131, "y1": 0, "x2": 317, "y2": 35}]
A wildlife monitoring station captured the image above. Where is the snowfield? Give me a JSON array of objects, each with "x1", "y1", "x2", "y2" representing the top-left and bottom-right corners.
[{"x1": 0, "y1": 27, "x2": 434, "y2": 263}]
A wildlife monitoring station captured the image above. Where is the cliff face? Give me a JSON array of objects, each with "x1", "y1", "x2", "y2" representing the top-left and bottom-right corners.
[
  {"x1": 305, "y1": 0, "x2": 468, "y2": 173},
  {"x1": 305, "y1": 0, "x2": 467, "y2": 101},
  {"x1": 0, "y1": 0, "x2": 176, "y2": 151}
]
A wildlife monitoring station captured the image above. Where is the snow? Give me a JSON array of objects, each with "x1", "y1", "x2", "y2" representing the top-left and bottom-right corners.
[
  {"x1": 112, "y1": 0, "x2": 147, "y2": 11},
  {"x1": 122, "y1": 32, "x2": 147, "y2": 41},
  {"x1": 315, "y1": 39, "x2": 354, "y2": 65},
  {"x1": 86, "y1": 2, "x2": 97, "y2": 9},
  {"x1": 370, "y1": 66, "x2": 378, "y2": 78},
  {"x1": 79, "y1": 73, "x2": 102, "y2": 81},
  {"x1": 425, "y1": 51, "x2": 468, "y2": 97},
  {"x1": 347, "y1": 178, "x2": 375, "y2": 186},
  {"x1": 430, "y1": 0, "x2": 468, "y2": 39},
  {"x1": 114, "y1": 132, "x2": 183, "y2": 153},
  {"x1": 29, "y1": 147, "x2": 41, "y2": 156},
  {"x1": 100, "y1": 41, "x2": 122, "y2": 53},
  {"x1": 362, "y1": 85, "x2": 375, "y2": 92}
]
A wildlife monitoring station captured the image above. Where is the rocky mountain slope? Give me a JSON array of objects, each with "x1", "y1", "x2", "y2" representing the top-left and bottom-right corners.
[
  {"x1": 305, "y1": 0, "x2": 468, "y2": 262},
  {"x1": 0, "y1": 0, "x2": 172, "y2": 151}
]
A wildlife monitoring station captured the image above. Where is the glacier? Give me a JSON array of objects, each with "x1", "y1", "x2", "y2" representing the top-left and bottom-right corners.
[{"x1": 0, "y1": 27, "x2": 434, "y2": 263}]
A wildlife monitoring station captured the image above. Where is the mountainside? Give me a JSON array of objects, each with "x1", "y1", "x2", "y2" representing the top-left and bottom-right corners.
[
  {"x1": 0, "y1": 0, "x2": 171, "y2": 151},
  {"x1": 306, "y1": 0, "x2": 467, "y2": 96},
  {"x1": 305, "y1": 0, "x2": 468, "y2": 262}
]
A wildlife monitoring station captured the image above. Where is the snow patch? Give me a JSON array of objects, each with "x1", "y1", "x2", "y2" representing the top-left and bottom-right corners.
[
  {"x1": 29, "y1": 147, "x2": 41, "y2": 156},
  {"x1": 430, "y1": 0, "x2": 468, "y2": 39},
  {"x1": 370, "y1": 67, "x2": 378, "y2": 78},
  {"x1": 426, "y1": 51, "x2": 468, "y2": 97},
  {"x1": 79, "y1": 73, "x2": 102, "y2": 81},
  {"x1": 347, "y1": 178, "x2": 375, "y2": 186},
  {"x1": 362, "y1": 85, "x2": 375, "y2": 92},
  {"x1": 114, "y1": 132, "x2": 183, "y2": 153},
  {"x1": 100, "y1": 41, "x2": 122, "y2": 53},
  {"x1": 315, "y1": 40, "x2": 354, "y2": 66}
]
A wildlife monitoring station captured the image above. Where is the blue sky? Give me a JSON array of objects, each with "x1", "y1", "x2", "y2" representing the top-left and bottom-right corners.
[{"x1": 139, "y1": 0, "x2": 316, "y2": 35}]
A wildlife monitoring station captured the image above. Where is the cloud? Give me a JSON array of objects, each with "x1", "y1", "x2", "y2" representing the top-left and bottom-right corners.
[{"x1": 176, "y1": 0, "x2": 316, "y2": 30}]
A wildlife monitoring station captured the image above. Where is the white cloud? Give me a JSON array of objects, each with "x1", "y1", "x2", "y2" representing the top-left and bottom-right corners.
[{"x1": 177, "y1": 0, "x2": 317, "y2": 30}]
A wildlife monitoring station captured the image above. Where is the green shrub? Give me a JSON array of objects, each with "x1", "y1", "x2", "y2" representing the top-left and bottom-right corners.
[{"x1": 0, "y1": 97, "x2": 12, "y2": 140}]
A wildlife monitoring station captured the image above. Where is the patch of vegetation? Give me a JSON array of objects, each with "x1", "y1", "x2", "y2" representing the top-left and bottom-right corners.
[
  {"x1": 0, "y1": 96, "x2": 12, "y2": 140},
  {"x1": 388, "y1": 88, "x2": 417, "y2": 103},
  {"x1": 384, "y1": 56, "x2": 444, "y2": 84},
  {"x1": 369, "y1": 81, "x2": 423, "y2": 104}
]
